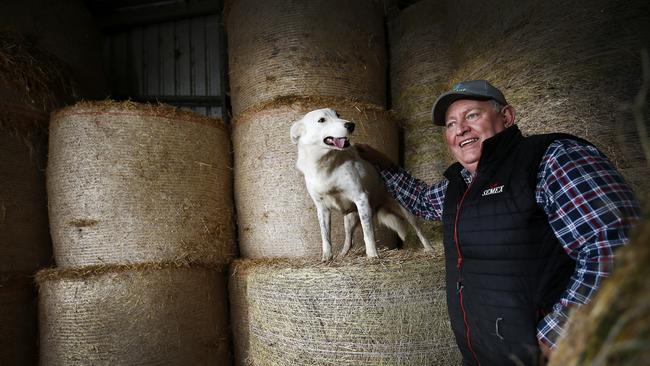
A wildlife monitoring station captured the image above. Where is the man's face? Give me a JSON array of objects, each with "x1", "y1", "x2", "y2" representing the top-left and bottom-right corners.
[{"x1": 443, "y1": 99, "x2": 514, "y2": 173}]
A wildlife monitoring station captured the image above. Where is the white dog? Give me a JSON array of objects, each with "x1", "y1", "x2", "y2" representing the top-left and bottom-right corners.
[{"x1": 290, "y1": 108, "x2": 433, "y2": 261}]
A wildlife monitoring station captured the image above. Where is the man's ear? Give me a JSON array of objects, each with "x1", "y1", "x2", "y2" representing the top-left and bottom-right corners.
[
  {"x1": 290, "y1": 119, "x2": 304, "y2": 144},
  {"x1": 501, "y1": 105, "x2": 516, "y2": 127}
]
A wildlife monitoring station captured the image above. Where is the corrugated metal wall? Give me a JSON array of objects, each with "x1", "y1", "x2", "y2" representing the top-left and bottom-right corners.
[{"x1": 105, "y1": 14, "x2": 225, "y2": 118}]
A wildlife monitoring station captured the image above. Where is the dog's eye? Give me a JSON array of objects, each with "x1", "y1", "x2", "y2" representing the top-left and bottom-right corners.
[{"x1": 318, "y1": 117, "x2": 326, "y2": 123}]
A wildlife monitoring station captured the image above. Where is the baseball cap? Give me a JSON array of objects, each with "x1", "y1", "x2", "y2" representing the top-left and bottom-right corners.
[{"x1": 431, "y1": 80, "x2": 507, "y2": 126}]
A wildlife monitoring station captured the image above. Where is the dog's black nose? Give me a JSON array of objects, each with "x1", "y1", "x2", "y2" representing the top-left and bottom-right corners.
[{"x1": 344, "y1": 122, "x2": 355, "y2": 133}]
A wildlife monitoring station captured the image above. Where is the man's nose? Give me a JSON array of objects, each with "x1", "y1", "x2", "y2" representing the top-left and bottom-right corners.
[
  {"x1": 344, "y1": 122, "x2": 355, "y2": 133},
  {"x1": 455, "y1": 120, "x2": 469, "y2": 136}
]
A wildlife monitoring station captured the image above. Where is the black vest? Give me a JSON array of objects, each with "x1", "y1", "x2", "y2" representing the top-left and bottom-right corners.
[{"x1": 442, "y1": 126, "x2": 577, "y2": 366}]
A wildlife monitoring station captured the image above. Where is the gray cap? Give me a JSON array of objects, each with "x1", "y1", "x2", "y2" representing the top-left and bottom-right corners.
[{"x1": 431, "y1": 80, "x2": 507, "y2": 126}]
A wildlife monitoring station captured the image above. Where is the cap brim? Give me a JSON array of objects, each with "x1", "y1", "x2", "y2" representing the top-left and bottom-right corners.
[{"x1": 431, "y1": 92, "x2": 492, "y2": 126}]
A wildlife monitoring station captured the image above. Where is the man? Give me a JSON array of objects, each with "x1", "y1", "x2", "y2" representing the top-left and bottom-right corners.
[{"x1": 357, "y1": 80, "x2": 640, "y2": 365}]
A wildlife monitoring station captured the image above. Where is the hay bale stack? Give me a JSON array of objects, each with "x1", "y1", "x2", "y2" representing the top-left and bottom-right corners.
[
  {"x1": 232, "y1": 97, "x2": 399, "y2": 258},
  {"x1": 0, "y1": 273, "x2": 37, "y2": 365},
  {"x1": 389, "y1": 0, "x2": 455, "y2": 180},
  {"x1": 225, "y1": 0, "x2": 386, "y2": 116},
  {"x1": 37, "y1": 263, "x2": 232, "y2": 365},
  {"x1": 549, "y1": 216, "x2": 650, "y2": 366},
  {"x1": 47, "y1": 101, "x2": 236, "y2": 267},
  {"x1": 236, "y1": 249, "x2": 460, "y2": 365},
  {"x1": 446, "y1": 0, "x2": 650, "y2": 191}
]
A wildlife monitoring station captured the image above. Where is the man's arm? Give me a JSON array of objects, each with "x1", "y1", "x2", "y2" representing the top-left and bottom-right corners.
[
  {"x1": 535, "y1": 139, "x2": 641, "y2": 350},
  {"x1": 356, "y1": 143, "x2": 447, "y2": 221}
]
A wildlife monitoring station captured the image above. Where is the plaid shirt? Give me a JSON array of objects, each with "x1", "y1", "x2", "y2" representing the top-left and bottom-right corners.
[{"x1": 380, "y1": 138, "x2": 641, "y2": 348}]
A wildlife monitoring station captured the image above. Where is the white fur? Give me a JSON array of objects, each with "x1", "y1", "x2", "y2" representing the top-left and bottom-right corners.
[{"x1": 291, "y1": 108, "x2": 433, "y2": 261}]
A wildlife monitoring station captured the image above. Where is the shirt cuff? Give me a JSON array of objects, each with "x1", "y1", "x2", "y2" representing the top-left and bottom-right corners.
[
  {"x1": 379, "y1": 165, "x2": 404, "y2": 185},
  {"x1": 537, "y1": 305, "x2": 571, "y2": 349}
]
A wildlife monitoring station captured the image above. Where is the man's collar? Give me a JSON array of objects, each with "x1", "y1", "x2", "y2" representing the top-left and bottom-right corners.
[{"x1": 477, "y1": 125, "x2": 523, "y2": 172}]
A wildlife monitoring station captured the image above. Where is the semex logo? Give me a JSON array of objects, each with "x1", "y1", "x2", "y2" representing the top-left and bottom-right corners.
[{"x1": 482, "y1": 183, "x2": 504, "y2": 197}]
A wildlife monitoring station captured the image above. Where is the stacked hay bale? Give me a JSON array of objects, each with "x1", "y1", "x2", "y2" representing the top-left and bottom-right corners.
[
  {"x1": 37, "y1": 263, "x2": 231, "y2": 365},
  {"x1": 0, "y1": 31, "x2": 75, "y2": 364},
  {"x1": 445, "y1": 0, "x2": 650, "y2": 204},
  {"x1": 39, "y1": 101, "x2": 236, "y2": 364},
  {"x1": 227, "y1": 1, "x2": 453, "y2": 365},
  {"x1": 388, "y1": 0, "x2": 454, "y2": 248},
  {"x1": 225, "y1": 0, "x2": 386, "y2": 116},
  {"x1": 233, "y1": 249, "x2": 458, "y2": 366}
]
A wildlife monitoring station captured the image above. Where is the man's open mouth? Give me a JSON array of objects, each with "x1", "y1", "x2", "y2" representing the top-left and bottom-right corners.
[
  {"x1": 459, "y1": 138, "x2": 479, "y2": 148},
  {"x1": 324, "y1": 136, "x2": 350, "y2": 149}
]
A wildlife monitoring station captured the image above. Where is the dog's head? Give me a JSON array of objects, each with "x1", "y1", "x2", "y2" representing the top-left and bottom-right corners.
[{"x1": 290, "y1": 108, "x2": 356, "y2": 150}]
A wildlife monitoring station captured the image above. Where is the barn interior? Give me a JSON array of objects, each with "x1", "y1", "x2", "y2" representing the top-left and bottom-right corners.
[{"x1": 1, "y1": 0, "x2": 649, "y2": 365}]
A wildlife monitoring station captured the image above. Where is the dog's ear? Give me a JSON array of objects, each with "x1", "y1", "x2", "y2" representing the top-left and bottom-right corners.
[{"x1": 290, "y1": 119, "x2": 304, "y2": 144}]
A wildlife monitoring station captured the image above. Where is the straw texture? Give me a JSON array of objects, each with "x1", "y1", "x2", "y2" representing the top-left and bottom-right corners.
[
  {"x1": 446, "y1": 0, "x2": 650, "y2": 193},
  {"x1": 226, "y1": 0, "x2": 386, "y2": 116},
  {"x1": 37, "y1": 263, "x2": 232, "y2": 365},
  {"x1": 47, "y1": 101, "x2": 236, "y2": 267},
  {"x1": 232, "y1": 97, "x2": 399, "y2": 258},
  {"x1": 0, "y1": 30, "x2": 75, "y2": 112},
  {"x1": 0, "y1": 272, "x2": 37, "y2": 366},
  {"x1": 234, "y1": 248, "x2": 461, "y2": 365}
]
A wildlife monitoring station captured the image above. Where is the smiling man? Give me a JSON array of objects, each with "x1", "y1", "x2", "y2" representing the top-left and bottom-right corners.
[{"x1": 357, "y1": 80, "x2": 640, "y2": 366}]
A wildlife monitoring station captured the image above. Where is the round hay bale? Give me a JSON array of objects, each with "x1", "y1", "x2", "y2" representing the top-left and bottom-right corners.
[
  {"x1": 232, "y1": 96, "x2": 399, "y2": 259},
  {"x1": 446, "y1": 0, "x2": 650, "y2": 190},
  {"x1": 0, "y1": 106, "x2": 52, "y2": 271},
  {"x1": 226, "y1": 0, "x2": 386, "y2": 116},
  {"x1": 229, "y1": 265, "x2": 252, "y2": 366},
  {"x1": 0, "y1": 272, "x2": 37, "y2": 366},
  {"x1": 239, "y1": 249, "x2": 461, "y2": 365},
  {"x1": 36, "y1": 263, "x2": 232, "y2": 365},
  {"x1": 549, "y1": 216, "x2": 650, "y2": 366},
  {"x1": 47, "y1": 101, "x2": 236, "y2": 267}
]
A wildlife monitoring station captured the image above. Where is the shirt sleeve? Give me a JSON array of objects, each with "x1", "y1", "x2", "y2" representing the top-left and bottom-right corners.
[
  {"x1": 535, "y1": 139, "x2": 641, "y2": 348},
  {"x1": 379, "y1": 166, "x2": 448, "y2": 221}
]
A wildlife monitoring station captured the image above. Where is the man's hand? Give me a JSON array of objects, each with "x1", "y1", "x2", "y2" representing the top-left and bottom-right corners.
[{"x1": 355, "y1": 143, "x2": 397, "y2": 171}]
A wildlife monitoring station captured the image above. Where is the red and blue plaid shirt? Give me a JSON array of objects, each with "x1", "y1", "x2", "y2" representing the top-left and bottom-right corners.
[{"x1": 380, "y1": 138, "x2": 641, "y2": 348}]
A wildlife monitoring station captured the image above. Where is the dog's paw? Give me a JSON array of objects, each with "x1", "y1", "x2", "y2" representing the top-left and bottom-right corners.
[
  {"x1": 339, "y1": 246, "x2": 350, "y2": 257},
  {"x1": 365, "y1": 250, "x2": 379, "y2": 258},
  {"x1": 321, "y1": 251, "x2": 333, "y2": 262}
]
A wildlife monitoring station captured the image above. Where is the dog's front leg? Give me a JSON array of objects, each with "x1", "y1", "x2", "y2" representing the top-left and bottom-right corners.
[
  {"x1": 355, "y1": 195, "x2": 379, "y2": 258},
  {"x1": 316, "y1": 203, "x2": 333, "y2": 261}
]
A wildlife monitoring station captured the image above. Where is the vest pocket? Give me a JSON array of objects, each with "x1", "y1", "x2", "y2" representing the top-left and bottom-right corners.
[{"x1": 486, "y1": 317, "x2": 539, "y2": 365}]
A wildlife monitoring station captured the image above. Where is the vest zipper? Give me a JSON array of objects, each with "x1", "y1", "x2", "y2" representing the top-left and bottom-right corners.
[{"x1": 454, "y1": 179, "x2": 481, "y2": 366}]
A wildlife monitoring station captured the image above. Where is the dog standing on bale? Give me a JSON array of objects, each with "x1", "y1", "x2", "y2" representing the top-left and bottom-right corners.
[{"x1": 290, "y1": 108, "x2": 433, "y2": 261}]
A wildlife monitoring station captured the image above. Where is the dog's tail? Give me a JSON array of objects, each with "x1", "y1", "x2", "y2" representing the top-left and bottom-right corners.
[{"x1": 376, "y1": 207, "x2": 408, "y2": 241}]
